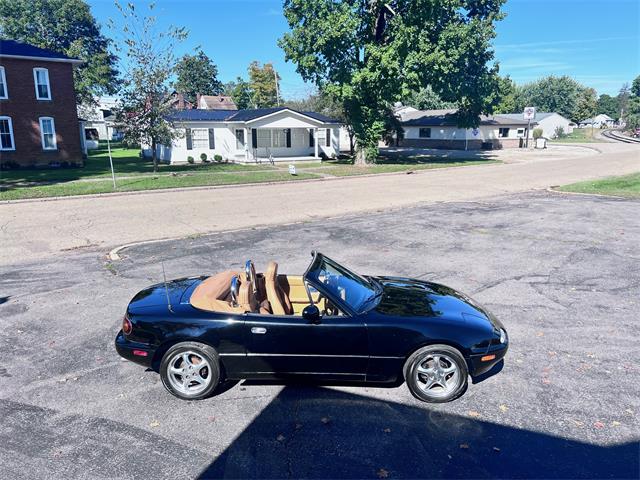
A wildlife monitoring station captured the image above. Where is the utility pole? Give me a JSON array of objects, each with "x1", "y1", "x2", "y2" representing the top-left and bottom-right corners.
[{"x1": 273, "y1": 64, "x2": 280, "y2": 107}]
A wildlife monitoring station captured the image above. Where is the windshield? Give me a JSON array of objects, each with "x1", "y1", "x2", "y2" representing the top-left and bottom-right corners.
[{"x1": 304, "y1": 253, "x2": 379, "y2": 313}]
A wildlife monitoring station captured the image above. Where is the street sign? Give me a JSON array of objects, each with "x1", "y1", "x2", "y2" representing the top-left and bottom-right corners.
[
  {"x1": 472, "y1": 128, "x2": 480, "y2": 137},
  {"x1": 523, "y1": 107, "x2": 536, "y2": 120},
  {"x1": 288, "y1": 164, "x2": 297, "y2": 175}
]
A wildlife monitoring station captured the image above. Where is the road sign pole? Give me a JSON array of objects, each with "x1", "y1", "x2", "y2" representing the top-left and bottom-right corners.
[
  {"x1": 526, "y1": 118, "x2": 531, "y2": 148},
  {"x1": 106, "y1": 127, "x2": 116, "y2": 190}
]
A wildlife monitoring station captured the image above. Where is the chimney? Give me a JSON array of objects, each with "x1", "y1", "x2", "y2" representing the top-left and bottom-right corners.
[{"x1": 177, "y1": 93, "x2": 185, "y2": 110}]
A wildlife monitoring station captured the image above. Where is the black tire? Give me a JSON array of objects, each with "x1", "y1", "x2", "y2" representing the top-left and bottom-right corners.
[
  {"x1": 404, "y1": 344, "x2": 468, "y2": 403},
  {"x1": 160, "y1": 341, "x2": 220, "y2": 400}
]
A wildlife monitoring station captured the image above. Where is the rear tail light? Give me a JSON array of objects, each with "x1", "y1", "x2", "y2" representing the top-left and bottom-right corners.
[{"x1": 122, "y1": 314, "x2": 132, "y2": 335}]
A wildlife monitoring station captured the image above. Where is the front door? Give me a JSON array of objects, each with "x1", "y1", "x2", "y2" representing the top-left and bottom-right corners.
[{"x1": 243, "y1": 312, "x2": 368, "y2": 378}]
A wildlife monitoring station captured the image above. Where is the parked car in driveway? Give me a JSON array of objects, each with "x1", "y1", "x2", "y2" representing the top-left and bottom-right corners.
[{"x1": 115, "y1": 252, "x2": 508, "y2": 403}]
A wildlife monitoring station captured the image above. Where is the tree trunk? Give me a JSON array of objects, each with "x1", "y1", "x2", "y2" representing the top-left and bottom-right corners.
[
  {"x1": 151, "y1": 139, "x2": 158, "y2": 173},
  {"x1": 349, "y1": 132, "x2": 355, "y2": 156},
  {"x1": 354, "y1": 147, "x2": 368, "y2": 166}
]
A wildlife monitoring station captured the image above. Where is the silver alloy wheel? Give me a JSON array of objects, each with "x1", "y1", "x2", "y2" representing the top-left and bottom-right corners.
[
  {"x1": 166, "y1": 350, "x2": 211, "y2": 396},
  {"x1": 415, "y1": 353, "x2": 460, "y2": 398}
]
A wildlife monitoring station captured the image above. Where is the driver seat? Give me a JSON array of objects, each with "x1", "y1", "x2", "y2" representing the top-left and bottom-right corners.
[{"x1": 265, "y1": 261, "x2": 293, "y2": 315}]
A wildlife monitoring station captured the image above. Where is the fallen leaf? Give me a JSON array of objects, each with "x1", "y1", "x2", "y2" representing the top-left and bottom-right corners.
[
  {"x1": 593, "y1": 421, "x2": 605, "y2": 429},
  {"x1": 542, "y1": 378, "x2": 550, "y2": 384},
  {"x1": 149, "y1": 420, "x2": 160, "y2": 428},
  {"x1": 376, "y1": 468, "x2": 389, "y2": 478},
  {"x1": 276, "y1": 434, "x2": 285, "y2": 442},
  {"x1": 459, "y1": 443, "x2": 469, "y2": 449},
  {"x1": 321, "y1": 417, "x2": 331, "y2": 425},
  {"x1": 499, "y1": 404, "x2": 508, "y2": 413},
  {"x1": 612, "y1": 421, "x2": 621, "y2": 427},
  {"x1": 468, "y1": 410, "x2": 480, "y2": 418},
  {"x1": 548, "y1": 351, "x2": 557, "y2": 357}
]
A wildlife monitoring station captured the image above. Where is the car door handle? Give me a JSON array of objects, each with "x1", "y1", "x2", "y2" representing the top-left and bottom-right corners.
[{"x1": 251, "y1": 327, "x2": 267, "y2": 334}]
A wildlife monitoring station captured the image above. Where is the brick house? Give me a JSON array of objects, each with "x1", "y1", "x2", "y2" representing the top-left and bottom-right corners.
[{"x1": 0, "y1": 39, "x2": 84, "y2": 167}]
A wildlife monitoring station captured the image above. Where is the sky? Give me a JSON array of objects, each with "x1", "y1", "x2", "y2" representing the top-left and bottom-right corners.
[{"x1": 88, "y1": 0, "x2": 639, "y2": 99}]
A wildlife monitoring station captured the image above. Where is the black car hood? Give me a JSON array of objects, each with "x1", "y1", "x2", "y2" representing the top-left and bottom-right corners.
[{"x1": 373, "y1": 276, "x2": 502, "y2": 328}]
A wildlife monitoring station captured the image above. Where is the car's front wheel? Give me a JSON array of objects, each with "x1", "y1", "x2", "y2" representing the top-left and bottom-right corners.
[
  {"x1": 160, "y1": 342, "x2": 220, "y2": 400},
  {"x1": 404, "y1": 344, "x2": 468, "y2": 403}
]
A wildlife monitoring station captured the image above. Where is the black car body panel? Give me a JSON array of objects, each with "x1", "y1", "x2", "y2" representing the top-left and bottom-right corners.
[{"x1": 115, "y1": 254, "x2": 508, "y2": 385}]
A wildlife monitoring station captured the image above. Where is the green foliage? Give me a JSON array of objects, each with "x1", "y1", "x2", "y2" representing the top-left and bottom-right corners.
[
  {"x1": 533, "y1": 128, "x2": 543, "y2": 140},
  {"x1": 200, "y1": 153, "x2": 208, "y2": 162},
  {"x1": 403, "y1": 85, "x2": 457, "y2": 111},
  {"x1": 248, "y1": 61, "x2": 280, "y2": 108},
  {"x1": 279, "y1": 0, "x2": 506, "y2": 163},
  {"x1": 617, "y1": 83, "x2": 631, "y2": 117},
  {"x1": 174, "y1": 50, "x2": 222, "y2": 103},
  {"x1": 493, "y1": 76, "x2": 518, "y2": 114},
  {"x1": 223, "y1": 77, "x2": 253, "y2": 110},
  {"x1": 187, "y1": 156, "x2": 194, "y2": 164},
  {"x1": 553, "y1": 126, "x2": 565, "y2": 138},
  {"x1": 624, "y1": 76, "x2": 640, "y2": 131},
  {"x1": 214, "y1": 154, "x2": 223, "y2": 162},
  {"x1": 574, "y1": 87, "x2": 597, "y2": 123},
  {"x1": 0, "y1": 0, "x2": 119, "y2": 105},
  {"x1": 515, "y1": 76, "x2": 581, "y2": 121},
  {"x1": 632, "y1": 76, "x2": 640, "y2": 97},
  {"x1": 111, "y1": 2, "x2": 188, "y2": 172},
  {"x1": 597, "y1": 94, "x2": 620, "y2": 119}
]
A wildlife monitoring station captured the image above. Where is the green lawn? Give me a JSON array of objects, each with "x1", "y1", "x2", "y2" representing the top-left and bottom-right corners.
[
  {"x1": 549, "y1": 128, "x2": 603, "y2": 143},
  {"x1": 556, "y1": 172, "x2": 640, "y2": 198},
  {"x1": 1, "y1": 143, "x2": 500, "y2": 201}
]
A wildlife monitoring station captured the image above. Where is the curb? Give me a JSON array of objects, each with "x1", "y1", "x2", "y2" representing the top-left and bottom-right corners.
[{"x1": 545, "y1": 187, "x2": 630, "y2": 200}]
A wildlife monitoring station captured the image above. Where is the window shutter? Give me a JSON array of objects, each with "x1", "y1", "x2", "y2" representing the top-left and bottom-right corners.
[
  {"x1": 326, "y1": 128, "x2": 331, "y2": 147},
  {"x1": 286, "y1": 129, "x2": 291, "y2": 148},
  {"x1": 251, "y1": 129, "x2": 257, "y2": 148},
  {"x1": 309, "y1": 129, "x2": 314, "y2": 147},
  {"x1": 185, "y1": 128, "x2": 192, "y2": 150},
  {"x1": 208, "y1": 128, "x2": 215, "y2": 149}
]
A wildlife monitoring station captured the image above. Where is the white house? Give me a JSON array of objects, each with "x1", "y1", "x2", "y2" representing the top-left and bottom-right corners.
[
  {"x1": 79, "y1": 96, "x2": 122, "y2": 141},
  {"x1": 499, "y1": 112, "x2": 574, "y2": 138},
  {"x1": 397, "y1": 109, "x2": 532, "y2": 149},
  {"x1": 579, "y1": 114, "x2": 615, "y2": 129},
  {"x1": 152, "y1": 107, "x2": 341, "y2": 164}
]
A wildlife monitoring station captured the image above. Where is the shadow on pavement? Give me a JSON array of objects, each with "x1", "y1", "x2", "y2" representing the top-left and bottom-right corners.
[{"x1": 199, "y1": 386, "x2": 637, "y2": 479}]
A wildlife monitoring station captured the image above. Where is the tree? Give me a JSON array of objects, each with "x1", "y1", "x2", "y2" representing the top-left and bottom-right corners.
[
  {"x1": 0, "y1": 0, "x2": 118, "y2": 105},
  {"x1": 403, "y1": 85, "x2": 457, "y2": 111},
  {"x1": 111, "y1": 2, "x2": 187, "y2": 172},
  {"x1": 174, "y1": 49, "x2": 222, "y2": 103},
  {"x1": 279, "y1": 0, "x2": 505, "y2": 163},
  {"x1": 574, "y1": 86, "x2": 597, "y2": 123},
  {"x1": 617, "y1": 83, "x2": 630, "y2": 117},
  {"x1": 248, "y1": 61, "x2": 280, "y2": 108},
  {"x1": 597, "y1": 94, "x2": 619, "y2": 119},
  {"x1": 493, "y1": 76, "x2": 518, "y2": 114},
  {"x1": 515, "y1": 76, "x2": 583, "y2": 121},
  {"x1": 623, "y1": 75, "x2": 640, "y2": 131},
  {"x1": 223, "y1": 77, "x2": 253, "y2": 109}
]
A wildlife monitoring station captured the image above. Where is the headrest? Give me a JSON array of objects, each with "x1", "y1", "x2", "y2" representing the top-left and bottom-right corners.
[{"x1": 266, "y1": 261, "x2": 278, "y2": 280}]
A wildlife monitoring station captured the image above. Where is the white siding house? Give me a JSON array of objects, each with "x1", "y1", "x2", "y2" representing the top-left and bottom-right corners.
[
  {"x1": 499, "y1": 112, "x2": 574, "y2": 138},
  {"x1": 149, "y1": 107, "x2": 340, "y2": 164}
]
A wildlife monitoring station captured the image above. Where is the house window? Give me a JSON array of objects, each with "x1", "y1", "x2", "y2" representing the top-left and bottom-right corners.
[
  {"x1": 0, "y1": 67, "x2": 7, "y2": 99},
  {"x1": 235, "y1": 129, "x2": 245, "y2": 149},
  {"x1": 0, "y1": 116, "x2": 15, "y2": 150},
  {"x1": 271, "y1": 129, "x2": 288, "y2": 148},
  {"x1": 33, "y1": 68, "x2": 51, "y2": 100},
  {"x1": 257, "y1": 129, "x2": 271, "y2": 147},
  {"x1": 39, "y1": 117, "x2": 57, "y2": 150},
  {"x1": 419, "y1": 127, "x2": 431, "y2": 138},
  {"x1": 326, "y1": 128, "x2": 331, "y2": 147},
  {"x1": 498, "y1": 127, "x2": 510, "y2": 138},
  {"x1": 517, "y1": 128, "x2": 525, "y2": 137},
  {"x1": 191, "y1": 128, "x2": 209, "y2": 149}
]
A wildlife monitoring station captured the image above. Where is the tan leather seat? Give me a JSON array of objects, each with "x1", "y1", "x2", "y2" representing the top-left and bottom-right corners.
[
  {"x1": 190, "y1": 270, "x2": 257, "y2": 313},
  {"x1": 265, "y1": 261, "x2": 293, "y2": 315}
]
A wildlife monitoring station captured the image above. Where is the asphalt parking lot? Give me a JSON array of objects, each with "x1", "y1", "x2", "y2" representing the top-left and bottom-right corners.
[{"x1": 1, "y1": 190, "x2": 638, "y2": 479}]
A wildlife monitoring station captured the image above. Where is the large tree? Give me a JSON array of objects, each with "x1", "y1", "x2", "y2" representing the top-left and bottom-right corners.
[
  {"x1": 0, "y1": 0, "x2": 118, "y2": 105},
  {"x1": 174, "y1": 49, "x2": 222, "y2": 103},
  {"x1": 403, "y1": 85, "x2": 457, "y2": 111},
  {"x1": 617, "y1": 83, "x2": 631, "y2": 117},
  {"x1": 112, "y1": 2, "x2": 187, "y2": 172},
  {"x1": 515, "y1": 75, "x2": 594, "y2": 122},
  {"x1": 223, "y1": 77, "x2": 253, "y2": 109},
  {"x1": 248, "y1": 61, "x2": 280, "y2": 108},
  {"x1": 623, "y1": 75, "x2": 640, "y2": 131},
  {"x1": 574, "y1": 86, "x2": 597, "y2": 123},
  {"x1": 279, "y1": 0, "x2": 505, "y2": 163},
  {"x1": 597, "y1": 94, "x2": 620, "y2": 119},
  {"x1": 493, "y1": 76, "x2": 518, "y2": 114}
]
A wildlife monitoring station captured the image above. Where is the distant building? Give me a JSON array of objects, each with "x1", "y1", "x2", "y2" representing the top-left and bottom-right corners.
[
  {"x1": 80, "y1": 96, "x2": 122, "y2": 142},
  {"x1": 0, "y1": 39, "x2": 84, "y2": 167},
  {"x1": 499, "y1": 112, "x2": 574, "y2": 139},
  {"x1": 169, "y1": 91, "x2": 194, "y2": 110},
  {"x1": 579, "y1": 114, "x2": 615, "y2": 128},
  {"x1": 196, "y1": 94, "x2": 237, "y2": 110},
  {"x1": 396, "y1": 109, "x2": 532, "y2": 150}
]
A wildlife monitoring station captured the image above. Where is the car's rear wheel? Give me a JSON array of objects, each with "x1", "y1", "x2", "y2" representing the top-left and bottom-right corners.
[
  {"x1": 404, "y1": 344, "x2": 468, "y2": 403},
  {"x1": 160, "y1": 342, "x2": 220, "y2": 400}
]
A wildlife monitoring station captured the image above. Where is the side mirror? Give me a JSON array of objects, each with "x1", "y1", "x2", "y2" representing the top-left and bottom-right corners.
[{"x1": 302, "y1": 304, "x2": 321, "y2": 324}]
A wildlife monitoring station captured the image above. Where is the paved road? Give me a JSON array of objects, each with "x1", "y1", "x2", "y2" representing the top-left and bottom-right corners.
[
  {"x1": 1, "y1": 142, "x2": 638, "y2": 266},
  {"x1": 1, "y1": 191, "x2": 638, "y2": 479}
]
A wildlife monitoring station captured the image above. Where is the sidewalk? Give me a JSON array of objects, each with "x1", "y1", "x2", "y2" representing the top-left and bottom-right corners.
[{"x1": 1, "y1": 142, "x2": 638, "y2": 266}]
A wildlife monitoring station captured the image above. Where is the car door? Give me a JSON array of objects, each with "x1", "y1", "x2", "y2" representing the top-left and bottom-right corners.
[{"x1": 243, "y1": 311, "x2": 368, "y2": 379}]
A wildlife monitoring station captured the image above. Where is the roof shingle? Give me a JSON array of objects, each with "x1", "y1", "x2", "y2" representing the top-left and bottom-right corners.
[{"x1": 0, "y1": 39, "x2": 80, "y2": 62}]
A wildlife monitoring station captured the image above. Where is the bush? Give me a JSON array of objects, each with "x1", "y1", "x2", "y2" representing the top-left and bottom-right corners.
[
  {"x1": 200, "y1": 153, "x2": 208, "y2": 162},
  {"x1": 187, "y1": 156, "x2": 194, "y2": 164},
  {"x1": 214, "y1": 154, "x2": 223, "y2": 162},
  {"x1": 554, "y1": 126, "x2": 565, "y2": 138},
  {"x1": 533, "y1": 128, "x2": 544, "y2": 140}
]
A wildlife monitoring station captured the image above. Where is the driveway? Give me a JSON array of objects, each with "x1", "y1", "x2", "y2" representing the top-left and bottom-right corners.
[
  {"x1": 1, "y1": 191, "x2": 637, "y2": 479},
  {"x1": 0, "y1": 142, "x2": 638, "y2": 267}
]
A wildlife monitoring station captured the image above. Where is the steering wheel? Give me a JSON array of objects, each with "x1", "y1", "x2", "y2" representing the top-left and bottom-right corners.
[{"x1": 245, "y1": 260, "x2": 257, "y2": 294}]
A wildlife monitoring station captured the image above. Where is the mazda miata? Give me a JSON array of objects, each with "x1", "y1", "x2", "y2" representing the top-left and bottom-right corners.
[{"x1": 115, "y1": 251, "x2": 508, "y2": 403}]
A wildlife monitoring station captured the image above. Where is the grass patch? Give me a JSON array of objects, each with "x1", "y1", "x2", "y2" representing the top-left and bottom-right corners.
[
  {"x1": 556, "y1": 172, "x2": 640, "y2": 198},
  {"x1": 550, "y1": 128, "x2": 603, "y2": 143}
]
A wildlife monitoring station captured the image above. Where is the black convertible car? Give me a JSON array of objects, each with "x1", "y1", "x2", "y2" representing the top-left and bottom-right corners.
[{"x1": 115, "y1": 252, "x2": 508, "y2": 403}]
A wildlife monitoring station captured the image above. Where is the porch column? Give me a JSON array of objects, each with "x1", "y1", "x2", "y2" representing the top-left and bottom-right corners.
[
  {"x1": 244, "y1": 127, "x2": 250, "y2": 161},
  {"x1": 314, "y1": 128, "x2": 319, "y2": 158}
]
